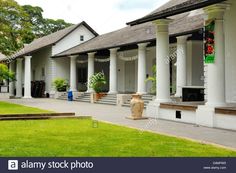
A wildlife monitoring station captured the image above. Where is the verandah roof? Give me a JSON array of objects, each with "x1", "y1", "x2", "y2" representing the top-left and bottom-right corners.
[
  {"x1": 53, "y1": 13, "x2": 204, "y2": 58},
  {"x1": 127, "y1": 0, "x2": 226, "y2": 26}
]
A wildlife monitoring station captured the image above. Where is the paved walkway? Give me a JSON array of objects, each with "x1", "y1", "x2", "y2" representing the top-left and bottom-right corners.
[{"x1": 2, "y1": 98, "x2": 236, "y2": 149}]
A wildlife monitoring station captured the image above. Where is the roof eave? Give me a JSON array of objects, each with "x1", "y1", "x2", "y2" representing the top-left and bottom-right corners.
[
  {"x1": 127, "y1": 0, "x2": 226, "y2": 26},
  {"x1": 52, "y1": 27, "x2": 202, "y2": 58}
]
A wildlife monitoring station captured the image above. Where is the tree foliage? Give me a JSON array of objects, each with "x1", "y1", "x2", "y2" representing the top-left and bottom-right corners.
[
  {"x1": 0, "y1": 0, "x2": 31, "y2": 55},
  {"x1": 0, "y1": 0, "x2": 72, "y2": 56},
  {"x1": 0, "y1": 63, "x2": 15, "y2": 83}
]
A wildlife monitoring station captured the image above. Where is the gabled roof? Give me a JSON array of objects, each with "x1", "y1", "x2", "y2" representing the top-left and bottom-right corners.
[
  {"x1": 14, "y1": 21, "x2": 98, "y2": 58},
  {"x1": 127, "y1": 0, "x2": 226, "y2": 25},
  {"x1": 54, "y1": 12, "x2": 204, "y2": 57}
]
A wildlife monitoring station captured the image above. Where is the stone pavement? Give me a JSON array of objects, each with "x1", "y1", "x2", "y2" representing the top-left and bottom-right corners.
[{"x1": 2, "y1": 98, "x2": 236, "y2": 150}]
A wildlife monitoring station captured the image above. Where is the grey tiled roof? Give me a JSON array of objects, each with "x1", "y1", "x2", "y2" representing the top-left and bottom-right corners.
[
  {"x1": 54, "y1": 13, "x2": 204, "y2": 57},
  {"x1": 127, "y1": 0, "x2": 226, "y2": 25},
  {"x1": 14, "y1": 21, "x2": 98, "y2": 58}
]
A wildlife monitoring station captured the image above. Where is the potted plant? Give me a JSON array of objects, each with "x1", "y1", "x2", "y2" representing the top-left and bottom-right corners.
[
  {"x1": 53, "y1": 78, "x2": 69, "y2": 92},
  {"x1": 89, "y1": 72, "x2": 107, "y2": 101}
]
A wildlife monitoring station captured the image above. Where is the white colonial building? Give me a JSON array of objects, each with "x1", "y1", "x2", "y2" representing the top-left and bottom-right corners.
[{"x1": 1, "y1": 0, "x2": 236, "y2": 131}]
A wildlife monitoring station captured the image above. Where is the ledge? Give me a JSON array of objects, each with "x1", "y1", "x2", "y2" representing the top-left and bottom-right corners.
[
  {"x1": 160, "y1": 103, "x2": 198, "y2": 111},
  {"x1": 215, "y1": 107, "x2": 236, "y2": 116}
]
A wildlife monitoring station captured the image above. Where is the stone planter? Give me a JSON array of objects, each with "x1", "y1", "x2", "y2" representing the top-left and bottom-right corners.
[{"x1": 127, "y1": 94, "x2": 147, "y2": 120}]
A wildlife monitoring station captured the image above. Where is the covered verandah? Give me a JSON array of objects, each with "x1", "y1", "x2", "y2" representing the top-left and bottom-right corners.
[{"x1": 129, "y1": 0, "x2": 236, "y2": 131}]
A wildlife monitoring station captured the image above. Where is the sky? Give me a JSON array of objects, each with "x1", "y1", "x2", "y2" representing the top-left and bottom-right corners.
[{"x1": 15, "y1": 0, "x2": 170, "y2": 34}]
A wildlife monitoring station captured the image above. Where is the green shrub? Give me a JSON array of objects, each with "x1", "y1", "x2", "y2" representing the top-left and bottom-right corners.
[
  {"x1": 145, "y1": 65, "x2": 156, "y2": 94},
  {"x1": 89, "y1": 72, "x2": 106, "y2": 93},
  {"x1": 53, "y1": 78, "x2": 69, "y2": 92},
  {"x1": 0, "y1": 63, "x2": 15, "y2": 84}
]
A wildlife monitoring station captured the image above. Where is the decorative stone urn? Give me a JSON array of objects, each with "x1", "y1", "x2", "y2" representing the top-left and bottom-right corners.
[{"x1": 127, "y1": 94, "x2": 147, "y2": 120}]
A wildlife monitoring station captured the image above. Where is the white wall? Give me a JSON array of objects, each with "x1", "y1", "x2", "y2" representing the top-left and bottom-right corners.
[
  {"x1": 191, "y1": 41, "x2": 204, "y2": 86},
  {"x1": 95, "y1": 60, "x2": 110, "y2": 91},
  {"x1": 186, "y1": 41, "x2": 193, "y2": 85},
  {"x1": 159, "y1": 108, "x2": 196, "y2": 124},
  {"x1": 225, "y1": 0, "x2": 236, "y2": 103},
  {"x1": 52, "y1": 25, "x2": 96, "y2": 56},
  {"x1": 31, "y1": 47, "x2": 52, "y2": 93},
  {"x1": 54, "y1": 57, "x2": 70, "y2": 81},
  {"x1": 146, "y1": 47, "x2": 156, "y2": 94},
  {"x1": 117, "y1": 58, "x2": 125, "y2": 92}
]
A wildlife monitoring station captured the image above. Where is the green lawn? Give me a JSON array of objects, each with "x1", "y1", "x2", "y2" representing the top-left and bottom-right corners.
[
  {"x1": 0, "y1": 101, "x2": 52, "y2": 114},
  {"x1": 0, "y1": 119, "x2": 235, "y2": 157}
]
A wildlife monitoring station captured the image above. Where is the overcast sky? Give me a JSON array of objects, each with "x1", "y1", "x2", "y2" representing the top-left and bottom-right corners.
[{"x1": 15, "y1": 0, "x2": 169, "y2": 34}]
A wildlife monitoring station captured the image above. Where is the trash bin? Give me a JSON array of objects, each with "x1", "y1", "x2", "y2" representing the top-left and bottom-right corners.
[{"x1": 68, "y1": 91, "x2": 73, "y2": 101}]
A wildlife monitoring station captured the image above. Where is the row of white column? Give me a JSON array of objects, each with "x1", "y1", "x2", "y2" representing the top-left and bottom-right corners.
[
  {"x1": 154, "y1": 4, "x2": 227, "y2": 106},
  {"x1": 69, "y1": 44, "x2": 150, "y2": 94},
  {"x1": 9, "y1": 56, "x2": 32, "y2": 98},
  {"x1": 69, "y1": 36, "x2": 190, "y2": 95}
]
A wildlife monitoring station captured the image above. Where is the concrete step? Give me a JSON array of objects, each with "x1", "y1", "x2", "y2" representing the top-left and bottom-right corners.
[
  {"x1": 74, "y1": 99, "x2": 90, "y2": 103},
  {"x1": 0, "y1": 115, "x2": 79, "y2": 121},
  {"x1": 95, "y1": 94, "x2": 117, "y2": 106},
  {"x1": 75, "y1": 93, "x2": 91, "y2": 103},
  {"x1": 95, "y1": 101, "x2": 117, "y2": 105},
  {"x1": 0, "y1": 112, "x2": 75, "y2": 118}
]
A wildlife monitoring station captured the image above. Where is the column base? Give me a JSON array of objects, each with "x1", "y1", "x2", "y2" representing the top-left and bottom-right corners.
[
  {"x1": 196, "y1": 105, "x2": 215, "y2": 128},
  {"x1": 174, "y1": 93, "x2": 182, "y2": 98},
  {"x1": 70, "y1": 89, "x2": 78, "y2": 92},
  {"x1": 108, "y1": 91, "x2": 118, "y2": 94},
  {"x1": 86, "y1": 90, "x2": 94, "y2": 93},
  {"x1": 23, "y1": 96, "x2": 32, "y2": 99},
  {"x1": 146, "y1": 100, "x2": 161, "y2": 119},
  {"x1": 155, "y1": 98, "x2": 171, "y2": 103},
  {"x1": 136, "y1": 92, "x2": 147, "y2": 95},
  {"x1": 205, "y1": 102, "x2": 226, "y2": 107}
]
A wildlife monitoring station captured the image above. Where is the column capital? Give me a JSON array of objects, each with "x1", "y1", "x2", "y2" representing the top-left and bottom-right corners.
[
  {"x1": 17, "y1": 58, "x2": 23, "y2": 62},
  {"x1": 88, "y1": 52, "x2": 96, "y2": 56},
  {"x1": 24, "y1": 55, "x2": 32, "y2": 59},
  {"x1": 176, "y1": 34, "x2": 192, "y2": 44},
  {"x1": 109, "y1": 48, "x2": 120, "y2": 53},
  {"x1": 69, "y1": 55, "x2": 78, "y2": 60},
  {"x1": 204, "y1": 3, "x2": 230, "y2": 20},
  {"x1": 153, "y1": 19, "x2": 173, "y2": 33},
  {"x1": 138, "y1": 42, "x2": 150, "y2": 49},
  {"x1": 153, "y1": 18, "x2": 173, "y2": 26}
]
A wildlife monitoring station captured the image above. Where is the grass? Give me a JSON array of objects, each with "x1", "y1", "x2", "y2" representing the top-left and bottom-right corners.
[
  {"x1": 0, "y1": 101, "x2": 53, "y2": 114},
  {"x1": 0, "y1": 119, "x2": 235, "y2": 157}
]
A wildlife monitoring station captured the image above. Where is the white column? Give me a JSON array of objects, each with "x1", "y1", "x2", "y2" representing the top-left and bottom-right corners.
[
  {"x1": 154, "y1": 19, "x2": 172, "y2": 102},
  {"x1": 109, "y1": 48, "x2": 119, "y2": 94},
  {"x1": 87, "y1": 52, "x2": 96, "y2": 92},
  {"x1": 137, "y1": 43, "x2": 149, "y2": 94},
  {"x1": 204, "y1": 4, "x2": 228, "y2": 107},
  {"x1": 16, "y1": 58, "x2": 23, "y2": 98},
  {"x1": 70, "y1": 56, "x2": 77, "y2": 92},
  {"x1": 24, "y1": 56, "x2": 32, "y2": 98},
  {"x1": 175, "y1": 35, "x2": 191, "y2": 97},
  {"x1": 9, "y1": 61, "x2": 15, "y2": 96},
  {"x1": 50, "y1": 58, "x2": 56, "y2": 95}
]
